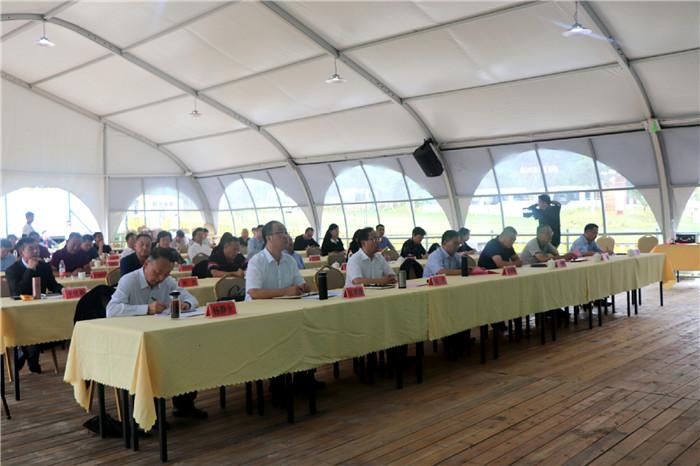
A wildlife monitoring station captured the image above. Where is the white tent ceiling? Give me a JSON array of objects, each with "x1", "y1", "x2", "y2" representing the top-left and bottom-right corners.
[{"x1": 1, "y1": 0, "x2": 698, "y2": 175}]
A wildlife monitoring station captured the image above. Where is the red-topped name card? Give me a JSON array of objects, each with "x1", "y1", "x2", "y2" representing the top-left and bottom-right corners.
[
  {"x1": 555, "y1": 259, "x2": 567, "y2": 268},
  {"x1": 108, "y1": 254, "x2": 120, "y2": 261},
  {"x1": 343, "y1": 285, "x2": 365, "y2": 299},
  {"x1": 600, "y1": 252, "x2": 611, "y2": 262},
  {"x1": 178, "y1": 277, "x2": 198, "y2": 288},
  {"x1": 206, "y1": 301, "x2": 237, "y2": 318},
  {"x1": 308, "y1": 255, "x2": 321, "y2": 262},
  {"x1": 502, "y1": 265, "x2": 518, "y2": 276},
  {"x1": 427, "y1": 275, "x2": 448, "y2": 286},
  {"x1": 178, "y1": 264, "x2": 193, "y2": 272},
  {"x1": 62, "y1": 287, "x2": 88, "y2": 300},
  {"x1": 106, "y1": 259, "x2": 120, "y2": 267},
  {"x1": 90, "y1": 270, "x2": 108, "y2": 279}
]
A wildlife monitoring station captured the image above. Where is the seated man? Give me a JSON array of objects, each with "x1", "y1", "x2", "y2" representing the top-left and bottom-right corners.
[
  {"x1": 120, "y1": 232, "x2": 137, "y2": 259},
  {"x1": 173, "y1": 230, "x2": 188, "y2": 253},
  {"x1": 6, "y1": 237, "x2": 63, "y2": 373},
  {"x1": 1, "y1": 238, "x2": 16, "y2": 271},
  {"x1": 208, "y1": 233, "x2": 247, "y2": 278},
  {"x1": 522, "y1": 224, "x2": 563, "y2": 265},
  {"x1": 246, "y1": 225, "x2": 265, "y2": 259},
  {"x1": 375, "y1": 224, "x2": 394, "y2": 252},
  {"x1": 293, "y1": 227, "x2": 319, "y2": 250},
  {"x1": 6, "y1": 237, "x2": 63, "y2": 296},
  {"x1": 28, "y1": 232, "x2": 51, "y2": 259},
  {"x1": 570, "y1": 223, "x2": 603, "y2": 257},
  {"x1": 345, "y1": 227, "x2": 397, "y2": 287},
  {"x1": 81, "y1": 234, "x2": 99, "y2": 260},
  {"x1": 187, "y1": 227, "x2": 213, "y2": 259},
  {"x1": 50, "y1": 232, "x2": 92, "y2": 275},
  {"x1": 120, "y1": 233, "x2": 152, "y2": 277},
  {"x1": 106, "y1": 247, "x2": 205, "y2": 419},
  {"x1": 457, "y1": 227, "x2": 475, "y2": 253},
  {"x1": 478, "y1": 227, "x2": 523, "y2": 269},
  {"x1": 245, "y1": 221, "x2": 310, "y2": 300},
  {"x1": 156, "y1": 231, "x2": 185, "y2": 264},
  {"x1": 423, "y1": 230, "x2": 463, "y2": 277},
  {"x1": 400, "y1": 227, "x2": 427, "y2": 259},
  {"x1": 284, "y1": 235, "x2": 305, "y2": 270},
  {"x1": 92, "y1": 231, "x2": 112, "y2": 256}
]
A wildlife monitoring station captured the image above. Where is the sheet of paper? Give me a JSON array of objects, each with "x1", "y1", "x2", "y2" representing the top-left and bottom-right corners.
[{"x1": 156, "y1": 308, "x2": 206, "y2": 318}]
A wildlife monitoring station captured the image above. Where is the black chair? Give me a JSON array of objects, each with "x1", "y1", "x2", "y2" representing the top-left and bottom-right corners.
[
  {"x1": 73, "y1": 285, "x2": 115, "y2": 323},
  {"x1": 400, "y1": 259, "x2": 424, "y2": 280},
  {"x1": 427, "y1": 243, "x2": 440, "y2": 255},
  {"x1": 192, "y1": 260, "x2": 211, "y2": 279}
]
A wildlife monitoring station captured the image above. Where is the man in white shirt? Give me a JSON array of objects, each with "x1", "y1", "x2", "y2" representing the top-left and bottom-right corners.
[
  {"x1": 245, "y1": 221, "x2": 309, "y2": 300},
  {"x1": 106, "y1": 247, "x2": 205, "y2": 419},
  {"x1": 345, "y1": 227, "x2": 396, "y2": 288},
  {"x1": 22, "y1": 211, "x2": 35, "y2": 237},
  {"x1": 120, "y1": 232, "x2": 137, "y2": 259},
  {"x1": 187, "y1": 227, "x2": 213, "y2": 259}
]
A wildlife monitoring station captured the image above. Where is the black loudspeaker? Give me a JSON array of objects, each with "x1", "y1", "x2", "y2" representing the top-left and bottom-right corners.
[{"x1": 413, "y1": 139, "x2": 444, "y2": 177}]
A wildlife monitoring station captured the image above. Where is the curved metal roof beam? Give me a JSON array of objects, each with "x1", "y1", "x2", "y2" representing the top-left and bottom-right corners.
[
  {"x1": 580, "y1": 1, "x2": 673, "y2": 236},
  {"x1": 0, "y1": 12, "x2": 320, "y2": 231},
  {"x1": 261, "y1": 1, "x2": 463, "y2": 227}
]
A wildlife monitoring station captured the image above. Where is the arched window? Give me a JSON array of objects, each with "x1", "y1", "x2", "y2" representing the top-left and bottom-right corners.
[
  {"x1": 320, "y1": 163, "x2": 450, "y2": 245},
  {"x1": 467, "y1": 148, "x2": 661, "y2": 251},
  {"x1": 1, "y1": 187, "x2": 99, "y2": 237},
  {"x1": 217, "y1": 176, "x2": 310, "y2": 236},
  {"x1": 677, "y1": 187, "x2": 700, "y2": 233},
  {"x1": 117, "y1": 186, "x2": 204, "y2": 236}
]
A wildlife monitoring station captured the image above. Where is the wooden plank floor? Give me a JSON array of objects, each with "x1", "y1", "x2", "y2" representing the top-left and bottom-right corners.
[{"x1": 2, "y1": 280, "x2": 699, "y2": 465}]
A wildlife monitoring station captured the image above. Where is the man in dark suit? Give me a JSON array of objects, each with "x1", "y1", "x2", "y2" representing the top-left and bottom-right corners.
[
  {"x1": 119, "y1": 233, "x2": 152, "y2": 277},
  {"x1": 5, "y1": 237, "x2": 63, "y2": 296},
  {"x1": 5, "y1": 237, "x2": 63, "y2": 374}
]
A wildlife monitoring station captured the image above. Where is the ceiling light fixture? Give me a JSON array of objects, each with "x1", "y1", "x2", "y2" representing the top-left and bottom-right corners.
[
  {"x1": 325, "y1": 59, "x2": 346, "y2": 84},
  {"x1": 36, "y1": 21, "x2": 55, "y2": 47},
  {"x1": 189, "y1": 97, "x2": 202, "y2": 118},
  {"x1": 562, "y1": 1, "x2": 592, "y2": 37}
]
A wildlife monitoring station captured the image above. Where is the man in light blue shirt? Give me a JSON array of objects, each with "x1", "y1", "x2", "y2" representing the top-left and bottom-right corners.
[
  {"x1": 105, "y1": 247, "x2": 205, "y2": 419},
  {"x1": 107, "y1": 248, "x2": 198, "y2": 318},
  {"x1": 283, "y1": 234, "x2": 305, "y2": 270},
  {"x1": 246, "y1": 225, "x2": 265, "y2": 259},
  {"x1": 375, "y1": 224, "x2": 394, "y2": 252},
  {"x1": 245, "y1": 221, "x2": 309, "y2": 300},
  {"x1": 423, "y1": 230, "x2": 463, "y2": 278},
  {"x1": 1, "y1": 239, "x2": 16, "y2": 271},
  {"x1": 570, "y1": 223, "x2": 603, "y2": 256},
  {"x1": 345, "y1": 227, "x2": 396, "y2": 288}
]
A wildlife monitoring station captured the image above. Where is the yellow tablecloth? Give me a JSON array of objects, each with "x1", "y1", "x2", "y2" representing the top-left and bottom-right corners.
[
  {"x1": 1, "y1": 296, "x2": 78, "y2": 347},
  {"x1": 651, "y1": 244, "x2": 700, "y2": 274},
  {"x1": 64, "y1": 254, "x2": 666, "y2": 431},
  {"x1": 56, "y1": 270, "x2": 190, "y2": 291},
  {"x1": 182, "y1": 277, "x2": 219, "y2": 305}
]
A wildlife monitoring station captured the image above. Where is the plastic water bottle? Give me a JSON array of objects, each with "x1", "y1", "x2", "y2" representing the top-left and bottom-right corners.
[{"x1": 58, "y1": 260, "x2": 66, "y2": 278}]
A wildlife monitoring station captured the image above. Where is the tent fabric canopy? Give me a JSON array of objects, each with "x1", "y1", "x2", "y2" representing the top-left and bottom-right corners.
[{"x1": 1, "y1": 1, "x2": 698, "y2": 238}]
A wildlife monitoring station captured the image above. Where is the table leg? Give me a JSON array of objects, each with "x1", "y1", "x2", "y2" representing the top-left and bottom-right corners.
[
  {"x1": 12, "y1": 347, "x2": 20, "y2": 401},
  {"x1": 308, "y1": 370, "x2": 316, "y2": 416},
  {"x1": 367, "y1": 353, "x2": 376, "y2": 385},
  {"x1": 539, "y1": 313, "x2": 546, "y2": 345},
  {"x1": 219, "y1": 386, "x2": 226, "y2": 409},
  {"x1": 627, "y1": 291, "x2": 631, "y2": 317},
  {"x1": 612, "y1": 294, "x2": 616, "y2": 313},
  {"x1": 659, "y1": 282, "x2": 664, "y2": 306},
  {"x1": 285, "y1": 373, "x2": 294, "y2": 424},
  {"x1": 597, "y1": 301, "x2": 603, "y2": 327},
  {"x1": 507, "y1": 320, "x2": 513, "y2": 343},
  {"x1": 157, "y1": 397, "x2": 167, "y2": 463},
  {"x1": 1, "y1": 355, "x2": 10, "y2": 419},
  {"x1": 333, "y1": 362, "x2": 340, "y2": 379},
  {"x1": 121, "y1": 389, "x2": 130, "y2": 449},
  {"x1": 638, "y1": 289, "x2": 642, "y2": 306},
  {"x1": 245, "y1": 382, "x2": 253, "y2": 415},
  {"x1": 256, "y1": 380, "x2": 264, "y2": 416},
  {"x1": 395, "y1": 347, "x2": 405, "y2": 390},
  {"x1": 130, "y1": 394, "x2": 138, "y2": 452},
  {"x1": 574, "y1": 306, "x2": 579, "y2": 325},
  {"x1": 479, "y1": 326, "x2": 487, "y2": 364},
  {"x1": 633, "y1": 288, "x2": 639, "y2": 315},
  {"x1": 551, "y1": 310, "x2": 557, "y2": 342},
  {"x1": 588, "y1": 305, "x2": 593, "y2": 330},
  {"x1": 492, "y1": 327, "x2": 499, "y2": 359},
  {"x1": 525, "y1": 315, "x2": 531, "y2": 339},
  {"x1": 416, "y1": 342, "x2": 424, "y2": 384},
  {"x1": 97, "y1": 384, "x2": 106, "y2": 439}
]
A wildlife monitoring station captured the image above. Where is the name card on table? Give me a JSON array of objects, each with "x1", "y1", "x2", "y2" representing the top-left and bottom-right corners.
[
  {"x1": 627, "y1": 249, "x2": 641, "y2": 257},
  {"x1": 62, "y1": 287, "x2": 88, "y2": 300},
  {"x1": 600, "y1": 252, "x2": 611, "y2": 262},
  {"x1": 308, "y1": 255, "x2": 322, "y2": 262},
  {"x1": 106, "y1": 258, "x2": 120, "y2": 267},
  {"x1": 178, "y1": 263, "x2": 193, "y2": 272},
  {"x1": 427, "y1": 275, "x2": 448, "y2": 286},
  {"x1": 108, "y1": 254, "x2": 120, "y2": 261},
  {"x1": 178, "y1": 277, "x2": 198, "y2": 288},
  {"x1": 502, "y1": 265, "x2": 518, "y2": 276},
  {"x1": 206, "y1": 301, "x2": 237, "y2": 318},
  {"x1": 90, "y1": 270, "x2": 108, "y2": 279},
  {"x1": 555, "y1": 259, "x2": 568, "y2": 268},
  {"x1": 343, "y1": 285, "x2": 365, "y2": 299}
]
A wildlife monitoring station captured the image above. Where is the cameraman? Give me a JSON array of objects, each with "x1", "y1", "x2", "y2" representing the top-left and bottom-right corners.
[{"x1": 525, "y1": 194, "x2": 561, "y2": 247}]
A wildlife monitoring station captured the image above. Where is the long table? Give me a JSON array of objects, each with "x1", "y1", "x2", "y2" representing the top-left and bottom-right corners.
[{"x1": 64, "y1": 253, "x2": 668, "y2": 438}]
